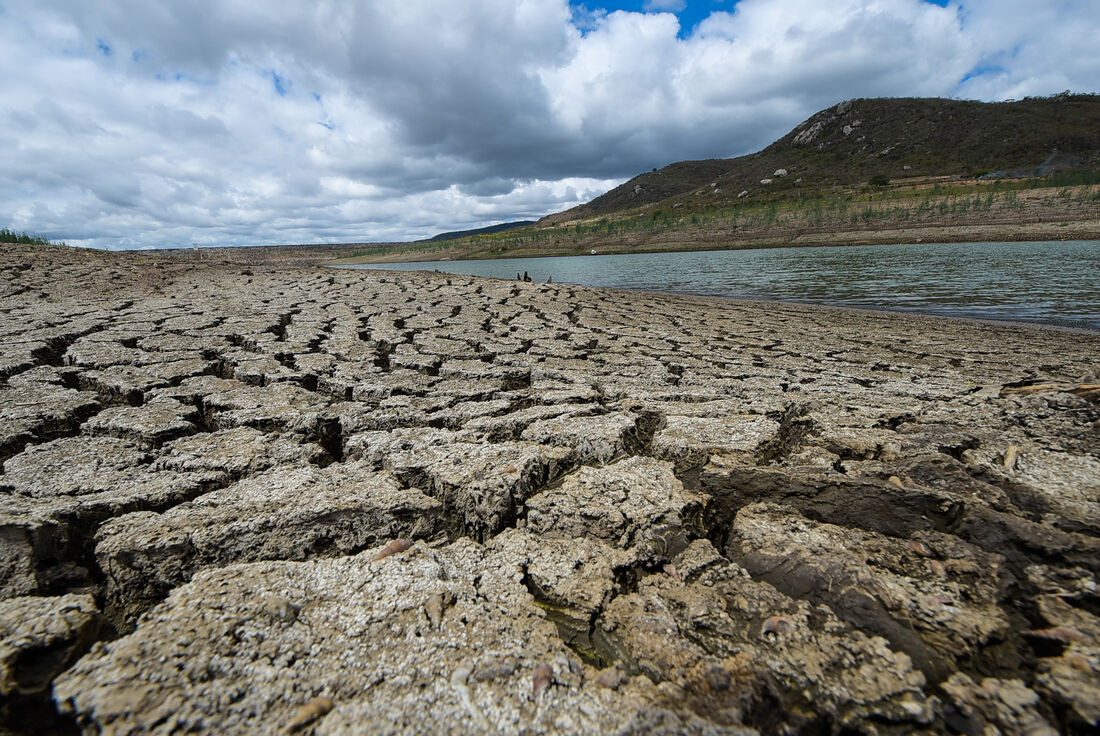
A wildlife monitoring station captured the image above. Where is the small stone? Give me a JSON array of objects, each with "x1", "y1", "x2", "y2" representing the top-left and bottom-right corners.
[
  {"x1": 705, "y1": 664, "x2": 731, "y2": 692},
  {"x1": 595, "y1": 667, "x2": 625, "y2": 690},
  {"x1": 284, "y1": 696, "x2": 333, "y2": 733}
]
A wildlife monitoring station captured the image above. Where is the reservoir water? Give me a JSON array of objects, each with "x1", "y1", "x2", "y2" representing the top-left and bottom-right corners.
[{"x1": 341, "y1": 240, "x2": 1100, "y2": 331}]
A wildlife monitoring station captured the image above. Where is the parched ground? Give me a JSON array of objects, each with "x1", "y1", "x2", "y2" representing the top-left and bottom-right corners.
[{"x1": 1, "y1": 244, "x2": 1098, "y2": 735}]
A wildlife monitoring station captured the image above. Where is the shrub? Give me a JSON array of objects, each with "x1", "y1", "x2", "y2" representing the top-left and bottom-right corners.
[{"x1": 0, "y1": 227, "x2": 56, "y2": 245}]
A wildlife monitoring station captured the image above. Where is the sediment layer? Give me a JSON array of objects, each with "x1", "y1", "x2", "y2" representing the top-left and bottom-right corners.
[{"x1": 1, "y1": 244, "x2": 1098, "y2": 735}]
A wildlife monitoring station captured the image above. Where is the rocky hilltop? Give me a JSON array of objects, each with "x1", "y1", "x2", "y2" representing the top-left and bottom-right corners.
[
  {"x1": 341, "y1": 96, "x2": 1100, "y2": 264},
  {"x1": 1, "y1": 244, "x2": 1098, "y2": 734},
  {"x1": 550, "y1": 94, "x2": 1100, "y2": 222}
]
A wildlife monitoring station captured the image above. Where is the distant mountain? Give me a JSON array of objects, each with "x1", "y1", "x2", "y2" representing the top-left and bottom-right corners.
[
  {"x1": 423, "y1": 221, "x2": 537, "y2": 242},
  {"x1": 543, "y1": 94, "x2": 1100, "y2": 222}
]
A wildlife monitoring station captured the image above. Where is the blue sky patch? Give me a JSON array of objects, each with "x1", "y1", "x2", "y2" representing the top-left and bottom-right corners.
[
  {"x1": 571, "y1": 2, "x2": 733, "y2": 37},
  {"x1": 576, "y1": 1, "x2": 954, "y2": 38},
  {"x1": 269, "y1": 70, "x2": 290, "y2": 96},
  {"x1": 96, "y1": 38, "x2": 111, "y2": 56},
  {"x1": 962, "y1": 63, "x2": 1006, "y2": 84}
]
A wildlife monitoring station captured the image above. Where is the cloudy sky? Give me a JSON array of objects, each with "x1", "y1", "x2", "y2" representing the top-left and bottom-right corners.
[{"x1": 2, "y1": 0, "x2": 1099, "y2": 249}]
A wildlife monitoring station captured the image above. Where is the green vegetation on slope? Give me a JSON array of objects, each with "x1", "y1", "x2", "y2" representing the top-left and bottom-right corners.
[
  {"x1": 552, "y1": 94, "x2": 1100, "y2": 222},
  {"x1": 424, "y1": 221, "x2": 537, "y2": 243},
  {"x1": 347, "y1": 176, "x2": 1100, "y2": 262},
  {"x1": 340, "y1": 94, "x2": 1100, "y2": 264},
  {"x1": 0, "y1": 228, "x2": 61, "y2": 246}
]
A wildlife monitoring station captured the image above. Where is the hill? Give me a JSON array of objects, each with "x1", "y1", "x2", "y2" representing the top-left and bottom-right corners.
[
  {"x1": 543, "y1": 94, "x2": 1100, "y2": 223},
  {"x1": 423, "y1": 220, "x2": 536, "y2": 242},
  {"x1": 333, "y1": 93, "x2": 1100, "y2": 265}
]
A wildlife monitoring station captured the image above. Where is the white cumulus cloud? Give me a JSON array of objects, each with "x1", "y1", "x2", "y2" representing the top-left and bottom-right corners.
[{"x1": 0, "y1": 0, "x2": 1097, "y2": 249}]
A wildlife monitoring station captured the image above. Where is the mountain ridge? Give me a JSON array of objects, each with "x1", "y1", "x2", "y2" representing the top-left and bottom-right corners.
[
  {"x1": 422, "y1": 220, "x2": 537, "y2": 243},
  {"x1": 542, "y1": 94, "x2": 1100, "y2": 223}
]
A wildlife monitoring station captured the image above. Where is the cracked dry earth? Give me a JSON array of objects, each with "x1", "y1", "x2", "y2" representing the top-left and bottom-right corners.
[{"x1": 1, "y1": 245, "x2": 1098, "y2": 736}]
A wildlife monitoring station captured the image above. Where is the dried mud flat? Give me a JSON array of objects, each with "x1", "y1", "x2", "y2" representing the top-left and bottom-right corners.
[{"x1": 1, "y1": 244, "x2": 1098, "y2": 735}]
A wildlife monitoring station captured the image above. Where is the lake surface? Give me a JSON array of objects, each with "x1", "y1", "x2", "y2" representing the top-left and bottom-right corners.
[{"x1": 341, "y1": 241, "x2": 1100, "y2": 331}]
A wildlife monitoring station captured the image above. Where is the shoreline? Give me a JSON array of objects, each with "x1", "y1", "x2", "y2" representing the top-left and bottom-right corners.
[
  {"x1": 342, "y1": 264, "x2": 1100, "y2": 335},
  {"x1": 2, "y1": 246, "x2": 1098, "y2": 734},
  {"x1": 332, "y1": 239, "x2": 1100, "y2": 334},
  {"x1": 327, "y1": 219, "x2": 1100, "y2": 265}
]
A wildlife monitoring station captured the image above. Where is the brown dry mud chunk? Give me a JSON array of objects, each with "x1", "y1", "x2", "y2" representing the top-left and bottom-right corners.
[
  {"x1": 702, "y1": 449, "x2": 1100, "y2": 575},
  {"x1": 423, "y1": 397, "x2": 513, "y2": 428},
  {"x1": 0, "y1": 381, "x2": 101, "y2": 463},
  {"x1": 0, "y1": 593, "x2": 101, "y2": 696},
  {"x1": 96, "y1": 462, "x2": 442, "y2": 626},
  {"x1": 1, "y1": 437, "x2": 220, "y2": 599},
  {"x1": 526, "y1": 456, "x2": 707, "y2": 563},
  {"x1": 965, "y1": 442, "x2": 1100, "y2": 534},
  {"x1": 349, "y1": 427, "x2": 575, "y2": 539},
  {"x1": 490, "y1": 529, "x2": 638, "y2": 662},
  {"x1": 55, "y1": 540, "x2": 745, "y2": 735},
  {"x1": 81, "y1": 396, "x2": 199, "y2": 446},
  {"x1": 79, "y1": 359, "x2": 216, "y2": 403},
  {"x1": 1, "y1": 436, "x2": 218, "y2": 510},
  {"x1": 596, "y1": 539, "x2": 933, "y2": 734},
  {"x1": 461, "y1": 402, "x2": 600, "y2": 441},
  {"x1": 649, "y1": 413, "x2": 781, "y2": 472},
  {"x1": 1028, "y1": 593, "x2": 1100, "y2": 729},
  {"x1": 2, "y1": 436, "x2": 157, "y2": 499},
  {"x1": 154, "y1": 426, "x2": 326, "y2": 478},
  {"x1": 941, "y1": 674, "x2": 1058, "y2": 736},
  {"x1": 520, "y1": 411, "x2": 647, "y2": 466},
  {"x1": 0, "y1": 594, "x2": 102, "y2": 733},
  {"x1": 729, "y1": 502, "x2": 1009, "y2": 683},
  {"x1": 198, "y1": 381, "x2": 332, "y2": 434}
]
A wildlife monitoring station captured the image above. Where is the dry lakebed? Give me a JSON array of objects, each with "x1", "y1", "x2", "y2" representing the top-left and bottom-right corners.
[{"x1": 0, "y1": 243, "x2": 1098, "y2": 735}]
